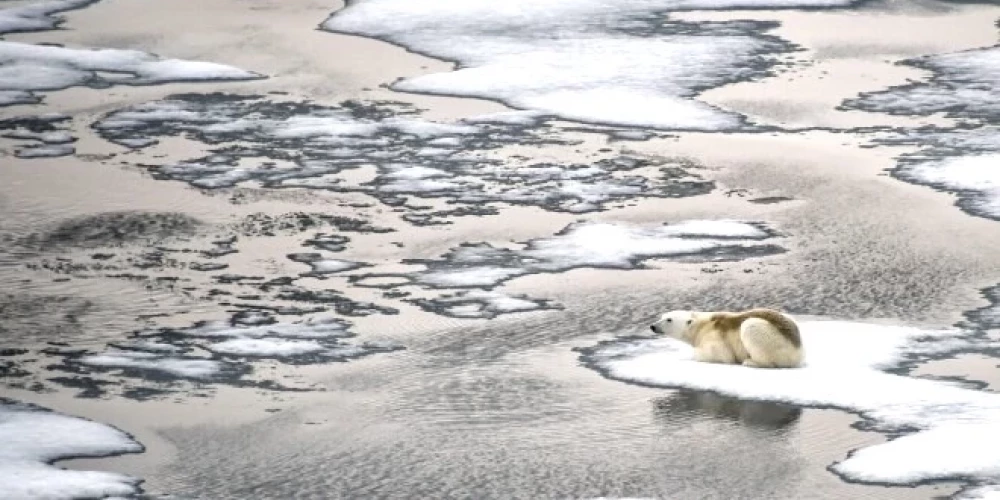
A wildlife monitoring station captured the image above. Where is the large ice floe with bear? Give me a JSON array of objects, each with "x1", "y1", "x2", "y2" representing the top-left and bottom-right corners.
[
  {"x1": 580, "y1": 320, "x2": 1000, "y2": 493},
  {"x1": 0, "y1": 398, "x2": 143, "y2": 498}
]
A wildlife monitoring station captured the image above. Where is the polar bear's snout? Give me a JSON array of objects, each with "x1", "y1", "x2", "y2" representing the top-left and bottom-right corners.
[{"x1": 650, "y1": 324, "x2": 661, "y2": 333}]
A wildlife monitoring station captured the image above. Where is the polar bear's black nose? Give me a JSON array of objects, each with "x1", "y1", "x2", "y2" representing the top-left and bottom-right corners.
[{"x1": 650, "y1": 325, "x2": 659, "y2": 333}]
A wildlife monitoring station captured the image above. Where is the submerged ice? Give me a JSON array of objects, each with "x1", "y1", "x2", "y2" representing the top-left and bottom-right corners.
[
  {"x1": 580, "y1": 321, "x2": 1000, "y2": 490},
  {"x1": 0, "y1": 398, "x2": 143, "y2": 499}
]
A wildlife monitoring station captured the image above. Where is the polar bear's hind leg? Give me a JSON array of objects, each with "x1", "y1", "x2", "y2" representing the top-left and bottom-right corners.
[{"x1": 740, "y1": 317, "x2": 802, "y2": 368}]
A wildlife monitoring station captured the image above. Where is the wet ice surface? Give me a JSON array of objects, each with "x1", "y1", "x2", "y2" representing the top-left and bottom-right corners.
[
  {"x1": 321, "y1": 0, "x2": 859, "y2": 130},
  {"x1": 0, "y1": 398, "x2": 143, "y2": 499},
  {"x1": 580, "y1": 321, "x2": 1000, "y2": 488},
  {"x1": 93, "y1": 94, "x2": 714, "y2": 220},
  {"x1": 843, "y1": 46, "x2": 1000, "y2": 220}
]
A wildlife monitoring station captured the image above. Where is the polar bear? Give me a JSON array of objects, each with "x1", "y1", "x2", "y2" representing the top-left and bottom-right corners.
[{"x1": 649, "y1": 308, "x2": 803, "y2": 368}]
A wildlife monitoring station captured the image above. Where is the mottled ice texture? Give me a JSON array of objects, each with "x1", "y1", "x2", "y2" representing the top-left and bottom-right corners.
[
  {"x1": 94, "y1": 94, "x2": 713, "y2": 218},
  {"x1": 362, "y1": 220, "x2": 782, "y2": 290},
  {"x1": 0, "y1": 0, "x2": 97, "y2": 35},
  {"x1": 320, "y1": 0, "x2": 854, "y2": 130},
  {"x1": 581, "y1": 320, "x2": 1000, "y2": 489},
  {"x1": 1, "y1": 112, "x2": 76, "y2": 158},
  {"x1": 60, "y1": 311, "x2": 402, "y2": 394},
  {"x1": 0, "y1": 398, "x2": 143, "y2": 499}
]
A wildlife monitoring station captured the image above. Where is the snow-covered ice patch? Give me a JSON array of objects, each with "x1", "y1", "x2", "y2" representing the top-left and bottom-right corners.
[
  {"x1": 321, "y1": 0, "x2": 853, "y2": 130},
  {"x1": 0, "y1": 0, "x2": 97, "y2": 35},
  {"x1": 0, "y1": 398, "x2": 143, "y2": 500},
  {"x1": 580, "y1": 320, "x2": 1000, "y2": 490},
  {"x1": 206, "y1": 338, "x2": 326, "y2": 358}
]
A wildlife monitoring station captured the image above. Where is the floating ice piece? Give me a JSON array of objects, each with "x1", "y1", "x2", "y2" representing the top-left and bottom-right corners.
[
  {"x1": 0, "y1": 41, "x2": 263, "y2": 107},
  {"x1": 379, "y1": 220, "x2": 782, "y2": 290},
  {"x1": 206, "y1": 338, "x2": 327, "y2": 357},
  {"x1": 0, "y1": 398, "x2": 143, "y2": 499},
  {"x1": 287, "y1": 252, "x2": 368, "y2": 277},
  {"x1": 581, "y1": 320, "x2": 1000, "y2": 490},
  {"x1": 0, "y1": 0, "x2": 97, "y2": 35},
  {"x1": 321, "y1": 0, "x2": 856, "y2": 130}
]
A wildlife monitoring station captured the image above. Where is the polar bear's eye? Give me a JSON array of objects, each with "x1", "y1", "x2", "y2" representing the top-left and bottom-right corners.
[{"x1": 666, "y1": 318, "x2": 672, "y2": 323}]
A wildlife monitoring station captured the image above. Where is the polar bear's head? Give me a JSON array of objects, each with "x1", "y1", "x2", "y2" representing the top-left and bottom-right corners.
[{"x1": 650, "y1": 310, "x2": 695, "y2": 340}]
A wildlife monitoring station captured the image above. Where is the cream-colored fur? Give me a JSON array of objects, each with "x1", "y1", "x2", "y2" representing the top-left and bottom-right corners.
[{"x1": 649, "y1": 309, "x2": 804, "y2": 369}]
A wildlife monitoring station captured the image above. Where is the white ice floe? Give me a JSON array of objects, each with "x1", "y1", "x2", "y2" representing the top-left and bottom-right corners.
[
  {"x1": 409, "y1": 220, "x2": 779, "y2": 289},
  {"x1": 0, "y1": 0, "x2": 96, "y2": 35},
  {"x1": 0, "y1": 40, "x2": 262, "y2": 106},
  {"x1": 0, "y1": 399, "x2": 142, "y2": 499},
  {"x1": 80, "y1": 350, "x2": 222, "y2": 379},
  {"x1": 959, "y1": 486, "x2": 1000, "y2": 500},
  {"x1": 584, "y1": 320, "x2": 1000, "y2": 488},
  {"x1": 206, "y1": 338, "x2": 327, "y2": 357},
  {"x1": 322, "y1": 0, "x2": 855, "y2": 130}
]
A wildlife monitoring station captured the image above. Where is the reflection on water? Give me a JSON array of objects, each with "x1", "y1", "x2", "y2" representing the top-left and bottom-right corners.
[{"x1": 652, "y1": 389, "x2": 803, "y2": 433}]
